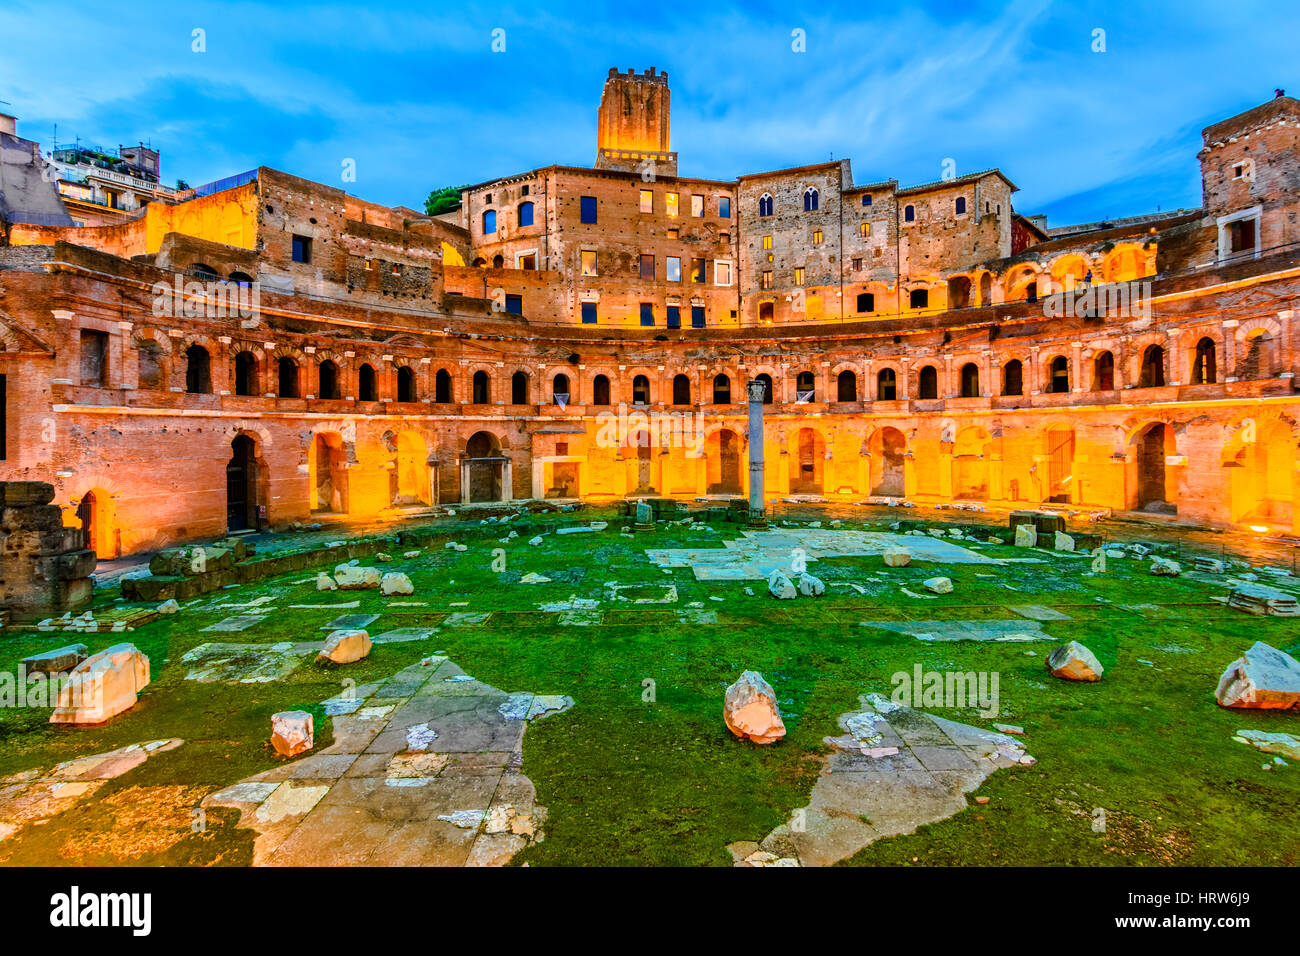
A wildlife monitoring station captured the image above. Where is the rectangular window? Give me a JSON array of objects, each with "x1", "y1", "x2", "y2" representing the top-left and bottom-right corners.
[
  {"x1": 667, "y1": 227, "x2": 679, "y2": 240},
  {"x1": 581, "y1": 250, "x2": 598, "y2": 277},
  {"x1": 691, "y1": 258, "x2": 705, "y2": 283},
  {"x1": 666, "y1": 256, "x2": 682, "y2": 282},
  {"x1": 794, "y1": 267, "x2": 805, "y2": 287},
  {"x1": 666, "y1": 306, "x2": 681, "y2": 329},
  {"x1": 640, "y1": 189, "x2": 653, "y2": 213},
  {"x1": 505, "y1": 294, "x2": 523, "y2": 315},
  {"x1": 762, "y1": 235, "x2": 772, "y2": 250},
  {"x1": 812, "y1": 229, "x2": 823, "y2": 245},
  {"x1": 860, "y1": 222, "x2": 871, "y2": 237},
  {"x1": 639, "y1": 303, "x2": 655, "y2": 327},
  {"x1": 857, "y1": 292, "x2": 875, "y2": 313},
  {"x1": 516, "y1": 253, "x2": 535, "y2": 270},
  {"x1": 719, "y1": 196, "x2": 731, "y2": 218},
  {"x1": 691, "y1": 305, "x2": 705, "y2": 329},
  {"x1": 580, "y1": 196, "x2": 597, "y2": 224},
  {"x1": 80, "y1": 329, "x2": 109, "y2": 387},
  {"x1": 691, "y1": 194, "x2": 704, "y2": 217},
  {"x1": 714, "y1": 260, "x2": 732, "y2": 286},
  {"x1": 665, "y1": 192, "x2": 679, "y2": 218},
  {"x1": 851, "y1": 257, "x2": 863, "y2": 271},
  {"x1": 761, "y1": 270, "x2": 773, "y2": 290},
  {"x1": 580, "y1": 302, "x2": 597, "y2": 324},
  {"x1": 862, "y1": 195, "x2": 872, "y2": 206},
  {"x1": 639, "y1": 254, "x2": 655, "y2": 280},
  {"x1": 292, "y1": 234, "x2": 311, "y2": 263}
]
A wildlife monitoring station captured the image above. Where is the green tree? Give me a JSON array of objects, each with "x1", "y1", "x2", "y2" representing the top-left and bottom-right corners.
[{"x1": 424, "y1": 185, "x2": 465, "y2": 216}]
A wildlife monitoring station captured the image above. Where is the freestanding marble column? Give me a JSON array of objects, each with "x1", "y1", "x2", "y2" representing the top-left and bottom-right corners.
[{"x1": 747, "y1": 379, "x2": 767, "y2": 523}]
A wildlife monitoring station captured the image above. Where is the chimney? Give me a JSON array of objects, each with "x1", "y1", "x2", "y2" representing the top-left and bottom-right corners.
[{"x1": 0, "y1": 113, "x2": 16, "y2": 136}]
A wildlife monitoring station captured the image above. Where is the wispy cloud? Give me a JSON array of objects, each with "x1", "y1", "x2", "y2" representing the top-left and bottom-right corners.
[{"x1": 0, "y1": 0, "x2": 1293, "y2": 225}]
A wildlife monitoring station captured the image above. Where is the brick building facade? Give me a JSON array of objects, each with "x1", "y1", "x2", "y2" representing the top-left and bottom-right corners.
[{"x1": 0, "y1": 74, "x2": 1297, "y2": 558}]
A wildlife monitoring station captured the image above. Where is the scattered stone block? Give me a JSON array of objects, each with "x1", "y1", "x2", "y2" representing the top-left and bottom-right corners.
[
  {"x1": 1237, "y1": 730, "x2": 1300, "y2": 761},
  {"x1": 882, "y1": 546, "x2": 911, "y2": 567},
  {"x1": 528, "y1": 536, "x2": 544, "y2": 547},
  {"x1": 334, "y1": 565, "x2": 381, "y2": 590},
  {"x1": 156, "y1": 599, "x2": 180, "y2": 615},
  {"x1": 1053, "y1": 531, "x2": 1075, "y2": 551},
  {"x1": 797, "y1": 572, "x2": 825, "y2": 597},
  {"x1": 22, "y1": 643, "x2": 88, "y2": 674},
  {"x1": 318, "y1": 629, "x2": 373, "y2": 664},
  {"x1": 1046, "y1": 641, "x2": 1104, "y2": 682},
  {"x1": 924, "y1": 577, "x2": 953, "y2": 595},
  {"x1": 1215, "y1": 642, "x2": 1300, "y2": 710},
  {"x1": 403, "y1": 550, "x2": 421, "y2": 559},
  {"x1": 767, "y1": 569, "x2": 797, "y2": 600},
  {"x1": 1227, "y1": 583, "x2": 1299, "y2": 617},
  {"x1": 316, "y1": 572, "x2": 338, "y2": 591},
  {"x1": 1014, "y1": 524, "x2": 1037, "y2": 548},
  {"x1": 375, "y1": 553, "x2": 393, "y2": 563},
  {"x1": 380, "y1": 572, "x2": 414, "y2": 596},
  {"x1": 271, "y1": 711, "x2": 314, "y2": 757},
  {"x1": 1150, "y1": 557, "x2": 1182, "y2": 576},
  {"x1": 50, "y1": 643, "x2": 151, "y2": 724},
  {"x1": 519, "y1": 572, "x2": 552, "y2": 584},
  {"x1": 723, "y1": 670, "x2": 786, "y2": 745}
]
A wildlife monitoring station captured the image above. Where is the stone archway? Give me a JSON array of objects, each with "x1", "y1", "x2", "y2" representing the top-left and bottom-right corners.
[
  {"x1": 226, "y1": 434, "x2": 261, "y2": 531},
  {"x1": 310, "y1": 432, "x2": 349, "y2": 514},
  {"x1": 1134, "y1": 423, "x2": 1174, "y2": 513},
  {"x1": 706, "y1": 428, "x2": 743, "y2": 495},
  {"x1": 790, "y1": 428, "x2": 824, "y2": 494},
  {"x1": 952, "y1": 427, "x2": 991, "y2": 500},
  {"x1": 870, "y1": 427, "x2": 906, "y2": 496}
]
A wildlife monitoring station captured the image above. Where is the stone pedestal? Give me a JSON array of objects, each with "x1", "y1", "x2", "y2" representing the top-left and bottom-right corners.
[{"x1": 0, "y1": 482, "x2": 97, "y2": 624}]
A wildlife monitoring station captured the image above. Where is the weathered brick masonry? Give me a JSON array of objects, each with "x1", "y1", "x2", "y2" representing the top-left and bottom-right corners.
[{"x1": 0, "y1": 75, "x2": 1297, "y2": 558}]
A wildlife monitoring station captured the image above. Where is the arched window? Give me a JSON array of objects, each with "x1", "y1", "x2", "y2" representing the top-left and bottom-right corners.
[
  {"x1": 960, "y1": 362, "x2": 980, "y2": 398},
  {"x1": 795, "y1": 370, "x2": 815, "y2": 401},
  {"x1": 877, "y1": 367, "x2": 897, "y2": 401},
  {"x1": 185, "y1": 344, "x2": 211, "y2": 394},
  {"x1": 229, "y1": 271, "x2": 254, "y2": 287},
  {"x1": 397, "y1": 366, "x2": 417, "y2": 403},
  {"x1": 909, "y1": 288, "x2": 929, "y2": 309},
  {"x1": 672, "y1": 374, "x2": 691, "y2": 405},
  {"x1": 552, "y1": 373, "x2": 570, "y2": 405},
  {"x1": 234, "y1": 351, "x2": 256, "y2": 396},
  {"x1": 1093, "y1": 351, "x2": 1114, "y2": 391},
  {"x1": 955, "y1": 196, "x2": 966, "y2": 215},
  {"x1": 190, "y1": 263, "x2": 218, "y2": 279},
  {"x1": 632, "y1": 374, "x2": 651, "y2": 405},
  {"x1": 277, "y1": 356, "x2": 298, "y2": 398},
  {"x1": 517, "y1": 201, "x2": 534, "y2": 228},
  {"x1": 758, "y1": 193, "x2": 773, "y2": 217},
  {"x1": 837, "y1": 369, "x2": 857, "y2": 402},
  {"x1": 917, "y1": 365, "x2": 938, "y2": 399},
  {"x1": 1002, "y1": 360, "x2": 1023, "y2": 396},
  {"x1": 434, "y1": 368, "x2": 452, "y2": 404},
  {"x1": 472, "y1": 370, "x2": 490, "y2": 405},
  {"x1": 511, "y1": 371, "x2": 528, "y2": 404},
  {"x1": 1193, "y1": 337, "x2": 1217, "y2": 384},
  {"x1": 756, "y1": 373, "x2": 774, "y2": 404},
  {"x1": 593, "y1": 374, "x2": 611, "y2": 406},
  {"x1": 482, "y1": 209, "x2": 497, "y2": 234},
  {"x1": 1139, "y1": 345, "x2": 1166, "y2": 388},
  {"x1": 492, "y1": 254, "x2": 504, "y2": 268},
  {"x1": 359, "y1": 363, "x2": 378, "y2": 401},
  {"x1": 803, "y1": 187, "x2": 819, "y2": 212},
  {"x1": 318, "y1": 359, "x2": 340, "y2": 399},
  {"x1": 713, "y1": 374, "x2": 731, "y2": 404},
  {"x1": 904, "y1": 204, "x2": 915, "y2": 222},
  {"x1": 1048, "y1": 355, "x2": 1070, "y2": 393}
]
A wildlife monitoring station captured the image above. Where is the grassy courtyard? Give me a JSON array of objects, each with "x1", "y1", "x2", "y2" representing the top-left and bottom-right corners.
[{"x1": 1, "y1": 507, "x2": 1298, "y2": 866}]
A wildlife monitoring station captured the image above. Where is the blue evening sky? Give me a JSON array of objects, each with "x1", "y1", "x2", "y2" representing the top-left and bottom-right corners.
[{"x1": 0, "y1": 0, "x2": 1293, "y2": 227}]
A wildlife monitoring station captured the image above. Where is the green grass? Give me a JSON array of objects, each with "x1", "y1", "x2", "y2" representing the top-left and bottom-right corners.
[{"x1": 2, "y1": 509, "x2": 1298, "y2": 866}]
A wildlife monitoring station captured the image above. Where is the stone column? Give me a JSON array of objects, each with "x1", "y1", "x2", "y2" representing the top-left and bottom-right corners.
[{"x1": 746, "y1": 378, "x2": 766, "y2": 522}]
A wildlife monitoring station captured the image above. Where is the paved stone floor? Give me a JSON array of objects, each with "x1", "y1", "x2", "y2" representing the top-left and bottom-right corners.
[
  {"x1": 204, "y1": 656, "x2": 572, "y2": 866},
  {"x1": 729, "y1": 693, "x2": 1033, "y2": 867},
  {"x1": 648, "y1": 529, "x2": 1003, "y2": 581}
]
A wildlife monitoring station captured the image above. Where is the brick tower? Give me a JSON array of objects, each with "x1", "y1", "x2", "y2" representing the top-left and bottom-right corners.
[{"x1": 595, "y1": 67, "x2": 677, "y2": 177}]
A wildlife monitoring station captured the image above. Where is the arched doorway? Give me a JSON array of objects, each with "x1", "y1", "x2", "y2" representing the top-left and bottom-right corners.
[
  {"x1": 1135, "y1": 423, "x2": 1174, "y2": 513},
  {"x1": 790, "y1": 428, "x2": 824, "y2": 494},
  {"x1": 706, "y1": 429, "x2": 743, "y2": 494},
  {"x1": 465, "y1": 431, "x2": 504, "y2": 502},
  {"x1": 227, "y1": 435, "x2": 260, "y2": 531},
  {"x1": 952, "y1": 427, "x2": 991, "y2": 500},
  {"x1": 870, "y1": 427, "x2": 906, "y2": 496},
  {"x1": 1233, "y1": 422, "x2": 1295, "y2": 527},
  {"x1": 75, "y1": 488, "x2": 117, "y2": 559},
  {"x1": 626, "y1": 429, "x2": 655, "y2": 494},
  {"x1": 393, "y1": 431, "x2": 431, "y2": 507},
  {"x1": 310, "y1": 432, "x2": 348, "y2": 514}
]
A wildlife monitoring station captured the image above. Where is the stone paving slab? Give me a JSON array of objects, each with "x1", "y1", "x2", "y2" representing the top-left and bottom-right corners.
[
  {"x1": 730, "y1": 693, "x2": 1031, "y2": 867},
  {"x1": 202, "y1": 614, "x2": 266, "y2": 632},
  {"x1": 858, "y1": 620, "x2": 1049, "y2": 643},
  {"x1": 203, "y1": 655, "x2": 572, "y2": 866},
  {"x1": 648, "y1": 530, "x2": 1001, "y2": 582},
  {"x1": 181, "y1": 641, "x2": 320, "y2": 682}
]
